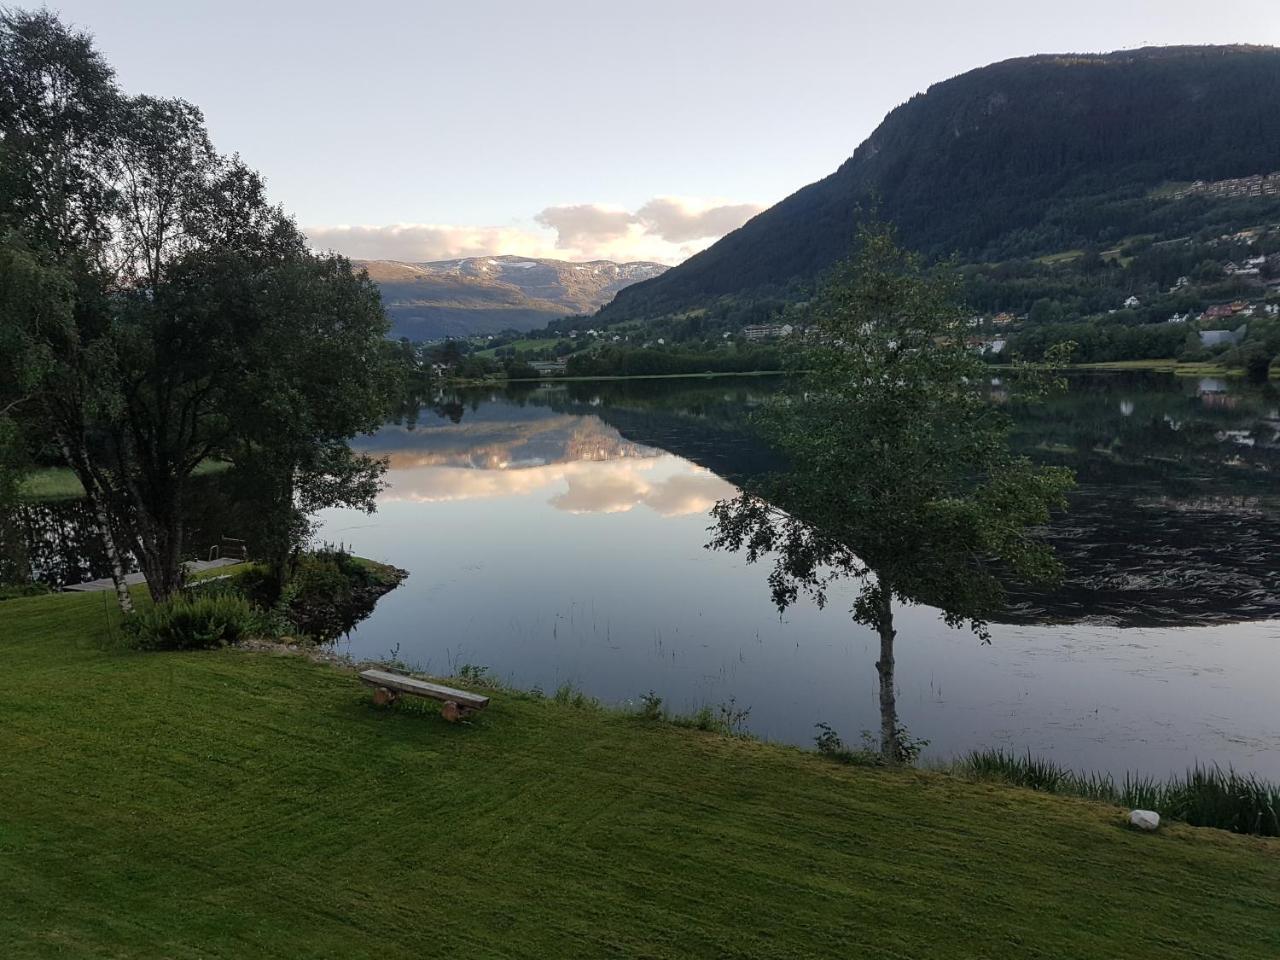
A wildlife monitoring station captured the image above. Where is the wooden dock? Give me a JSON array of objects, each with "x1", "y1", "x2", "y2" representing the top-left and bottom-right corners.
[{"x1": 63, "y1": 558, "x2": 245, "y2": 593}]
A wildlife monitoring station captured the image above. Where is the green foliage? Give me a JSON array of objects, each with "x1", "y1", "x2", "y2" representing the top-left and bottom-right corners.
[
  {"x1": 565, "y1": 345, "x2": 782, "y2": 378},
  {"x1": 669, "y1": 705, "x2": 718, "y2": 732},
  {"x1": 0, "y1": 581, "x2": 53, "y2": 601},
  {"x1": 956, "y1": 750, "x2": 1280, "y2": 837},
  {"x1": 665, "y1": 700, "x2": 753, "y2": 737},
  {"x1": 502, "y1": 359, "x2": 540, "y2": 380},
  {"x1": 713, "y1": 226, "x2": 1074, "y2": 625},
  {"x1": 123, "y1": 594, "x2": 256, "y2": 651},
  {"x1": 551, "y1": 681, "x2": 599, "y2": 710},
  {"x1": 710, "y1": 226, "x2": 1074, "y2": 759},
  {"x1": 275, "y1": 548, "x2": 392, "y2": 642},
  {"x1": 454, "y1": 664, "x2": 497, "y2": 688},
  {"x1": 636, "y1": 690, "x2": 665, "y2": 721},
  {"x1": 814, "y1": 723, "x2": 886, "y2": 767},
  {"x1": 1010, "y1": 320, "x2": 1188, "y2": 363},
  {"x1": 0, "y1": 11, "x2": 407, "y2": 608}
]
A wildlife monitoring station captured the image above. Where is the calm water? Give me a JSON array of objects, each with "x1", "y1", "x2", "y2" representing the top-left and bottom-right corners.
[
  {"x1": 316, "y1": 374, "x2": 1280, "y2": 779},
  {"x1": 11, "y1": 373, "x2": 1280, "y2": 778}
]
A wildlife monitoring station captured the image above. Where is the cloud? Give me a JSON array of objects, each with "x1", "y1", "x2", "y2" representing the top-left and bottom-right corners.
[
  {"x1": 549, "y1": 470, "x2": 651, "y2": 515},
  {"x1": 304, "y1": 195, "x2": 764, "y2": 266},
  {"x1": 381, "y1": 458, "x2": 736, "y2": 518},
  {"x1": 302, "y1": 224, "x2": 552, "y2": 262},
  {"x1": 641, "y1": 472, "x2": 736, "y2": 518},
  {"x1": 534, "y1": 204, "x2": 634, "y2": 248},
  {"x1": 634, "y1": 197, "x2": 764, "y2": 243}
]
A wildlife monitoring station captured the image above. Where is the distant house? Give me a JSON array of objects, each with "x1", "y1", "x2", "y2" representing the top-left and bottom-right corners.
[
  {"x1": 1202, "y1": 303, "x2": 1242, "y2": 320},
  {"x1": 990, "y1": 312, "x2": 1016, "y2": 326},
  {"x1": 742, "y1": 323, "x2": 789, "y2": 342},
  {"x1": 1199, "y1": 324, "x2": 1248, "y2": 348},
  {"x1": 1123, "y1": 295, "x2": 1141, "y2": 309},
  {"x1": 529, "y1": 359, "x2": 567, "y2": 376}
]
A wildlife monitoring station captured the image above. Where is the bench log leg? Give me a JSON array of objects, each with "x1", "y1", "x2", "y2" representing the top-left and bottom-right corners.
[
  {"x1": 441, "y1": 700, "x2": 480, "y2": 723},
  {"x1": 372, "y1": 686, "x2": 399, "y2": 707}
]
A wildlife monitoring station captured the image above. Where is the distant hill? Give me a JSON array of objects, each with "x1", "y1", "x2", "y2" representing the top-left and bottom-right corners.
[
  {"x1": 359, "y1": 256, "x2": 667, "y2": 340},
  {"x1": 606, "y1": 45, "x2": 1280, "y2": 319}
]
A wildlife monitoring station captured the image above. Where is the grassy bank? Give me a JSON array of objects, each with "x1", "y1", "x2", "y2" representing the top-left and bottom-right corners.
[
  {"x1": 952, "y1": 749, "x2": 1279, "y2": 836},
  {"x1": 18, "y1": 459, "x2": 231, "y2": 502},
  {"x1": 1060, "y1": 359, "x2": 1240, "y2": 376},
  {"x1": 1, "y1": 590, "x2": 1277, "y2": 958}
]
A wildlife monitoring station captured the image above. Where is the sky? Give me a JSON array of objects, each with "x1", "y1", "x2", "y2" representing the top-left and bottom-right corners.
[{"x1": 45, "y1": 0, "x2": 1280, "y2": 264}]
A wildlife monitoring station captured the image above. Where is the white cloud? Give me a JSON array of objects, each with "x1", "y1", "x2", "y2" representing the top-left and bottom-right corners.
[
  {"x1": 534, "y1": 204, "x2": 635, "y2": 248},
  {"x1": 304, "y1": 195, "x2": 764, "y2": 265},
  {"x1": 301, "y1": 224, "x2": 552, "y2": 263},
  {"x1": 381, "y1": 458, "x2": 736, "y2": 518},
  {"x1": 634, "y1": 197, "x2": 764, "y2": 243}
]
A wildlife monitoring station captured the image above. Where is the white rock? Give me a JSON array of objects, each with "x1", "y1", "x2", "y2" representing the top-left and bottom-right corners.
[{"x1": 1129, "y1": 809, "x2": 1161, "y2": 831}]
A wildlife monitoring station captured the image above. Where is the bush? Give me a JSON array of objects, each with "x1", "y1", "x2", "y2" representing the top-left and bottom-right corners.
[
  {"x1": 637, "y1": 690, "x2": 665, "y2": 721},
  {"x1": 813, "y1": 723, "x2": 886, "y2": 767},
  {"x1": 275, "y1": 547, "x2": 397, "y2": 641},
  {"x1": 125, "y1": 594, "x2": 256, "y2": 651},
  {"x1": 0, "y1": 581, "x2": 53, "y2": 601}
]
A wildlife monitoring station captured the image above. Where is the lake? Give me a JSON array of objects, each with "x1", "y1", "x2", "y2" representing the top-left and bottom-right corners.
[{"x1": 10, "y1": 372, "x2": 1280, "y2": 779}]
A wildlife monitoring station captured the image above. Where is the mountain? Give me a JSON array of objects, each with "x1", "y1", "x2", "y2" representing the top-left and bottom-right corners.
[
  {"x1": 359, "y1": 256, "x2": 667, "y2": 340},
  {"x1": 606, "y1": 45, "x2": 1280, "y2": 319}
]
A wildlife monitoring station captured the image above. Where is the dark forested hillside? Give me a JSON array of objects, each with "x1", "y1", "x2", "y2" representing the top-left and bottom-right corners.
[{"x1": 605, "y1": 46, "x2": 1280, "y2": 319}]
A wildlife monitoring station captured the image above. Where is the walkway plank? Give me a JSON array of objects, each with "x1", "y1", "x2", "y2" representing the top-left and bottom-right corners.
[{"x1": 63, "y1": 558, "x2": 244, "y2": 593}]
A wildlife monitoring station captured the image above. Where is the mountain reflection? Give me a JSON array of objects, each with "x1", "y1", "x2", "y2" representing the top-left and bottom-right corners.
[
  {"x1": 382, "y1": 457, "x2": 734, "y2": 518},
  {"x1": 365, "y1": 406, "x2": 736, "y2": 517}
]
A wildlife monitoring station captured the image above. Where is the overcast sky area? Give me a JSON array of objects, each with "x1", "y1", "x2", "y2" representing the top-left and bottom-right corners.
[{"x1": 45, "y1": 0, "x2": 1280, "y2": 264}]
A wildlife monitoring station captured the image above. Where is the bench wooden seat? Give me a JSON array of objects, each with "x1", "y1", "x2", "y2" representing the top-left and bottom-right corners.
[{"x1": 358, "y1": 668, "x2": 490, "y2": 721}]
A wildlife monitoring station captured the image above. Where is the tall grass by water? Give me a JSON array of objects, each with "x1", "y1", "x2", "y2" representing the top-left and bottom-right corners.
[{"x1": 954, "y1": 749, "x2": 1280, "y2": 836}]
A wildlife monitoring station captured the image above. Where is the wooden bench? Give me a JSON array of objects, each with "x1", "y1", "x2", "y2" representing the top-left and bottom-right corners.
[{"x1": 358, "y1": 668, "x2": 491, "y2": 722}]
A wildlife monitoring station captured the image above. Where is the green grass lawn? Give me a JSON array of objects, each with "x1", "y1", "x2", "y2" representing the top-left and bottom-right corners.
[
  {"x1": 1, "y1": 589, "x2": 1277, "y2": 959},
  {"x1": 473, "y1": 336, "x2": 576, "y2": 357},
  {"x1": 1064, "y1": 359, "x2": 1251, "y2": 377},
  {"x1": 18, "y1": 459, "x2": 231, "y2": 501}
]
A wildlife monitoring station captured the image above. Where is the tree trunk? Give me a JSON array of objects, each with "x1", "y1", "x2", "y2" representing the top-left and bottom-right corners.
[
  {"x1": 138, "y1": 512, "x2": 185, "y2": 604},
  {"x1": 874, "y1": 582, "x2": 899, "y2": 762},
  {"x1": 56, "y1": 435, "x2": 133, "y2": 616},
  {"x1": 89, "y1": 489, "x2": 135, "y2": 616}
]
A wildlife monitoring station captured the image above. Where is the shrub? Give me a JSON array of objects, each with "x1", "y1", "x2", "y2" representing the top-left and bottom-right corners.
[
  {"x1": 0, "y1": 581, "x2": 53, "y2": 601},
  {"x1": 277, "y1": 547, "x2": 399, "y2": 641},
  {"x1": 125, "y1": 594, "x2": 256, "y2": 651},
  {"x1": 637, "y1": 690, "x2": 665, "y2": 721},
  {"x1": 671, "y1": 705, "x2": 718, "y2": 732},
  {"x1": 551, "y1": 682, "x2": 599, "y2": 710},
  {"x1": 813, "y1": 723, "x2": 886, "y2": 767}
]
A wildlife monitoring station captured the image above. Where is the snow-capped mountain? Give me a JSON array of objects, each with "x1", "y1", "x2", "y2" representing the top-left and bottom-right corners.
[{"x1": 357, "y1": 255, "x2": 668, "y2": 340}]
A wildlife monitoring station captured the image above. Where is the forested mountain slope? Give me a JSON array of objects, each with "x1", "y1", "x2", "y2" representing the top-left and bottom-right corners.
[{"x1": 605, "y1": 46, "x2": 1280, "y2": 319}]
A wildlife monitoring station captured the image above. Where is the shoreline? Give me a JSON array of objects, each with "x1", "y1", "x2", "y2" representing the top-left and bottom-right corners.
[{"x1": 448, "y1": 369, "x2": 790, "y2": 385}]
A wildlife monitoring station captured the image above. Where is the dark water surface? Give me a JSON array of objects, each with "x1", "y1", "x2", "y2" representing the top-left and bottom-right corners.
[{"x1": 12, "y1": 373, "x2": 1280, "y2": 778}]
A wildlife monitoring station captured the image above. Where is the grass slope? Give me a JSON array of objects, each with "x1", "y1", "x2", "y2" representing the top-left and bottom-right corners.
[{"x1": 1, "y1": 590, "x2": 1277, "y2": 959}]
